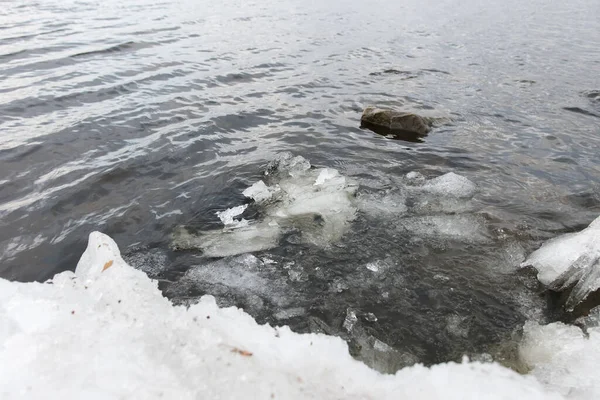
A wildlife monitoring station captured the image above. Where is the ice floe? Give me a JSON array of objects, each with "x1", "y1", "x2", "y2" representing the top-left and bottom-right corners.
[
  {"x1": 173, "y1": 156, "x2": 488, "y2": 258},
  {"x1": 172, "y1": 222, "x2": 280, "y2": 258},
  {"x1": 0, "y1": 232, "x2": 571, "y2": 399},
  {"x1": 216, "y1": 204, "x2": 249, "y2": 227},
  {"x1": 172, "y1": 153, "x2": 358, "y2": 257},
  {"x1": 419, "y1": 172, "x2": 477, "y2": 199},
  {"x1": 357, "y1": 171, "x2": 488, "y2": 243}
]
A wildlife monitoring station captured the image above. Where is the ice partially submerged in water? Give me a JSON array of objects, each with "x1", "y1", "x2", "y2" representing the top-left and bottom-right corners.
[
  {"x1": 357, "y1": 171, "x2": 488, "y2": 243},
  {"x1": 172, "y1": 153, "x2": 358, "y2": 257},
  {"x1": 399, "y1": 215, "x2": 489, "y2": 243},
  {"x1": 173, "y1": 157, "x2": 486, "y2": 258},
  {"x1": 216, "y1": 204, "x2": 249, "y2": 227},
  {"x1": 419, "y1": 172, "x2": 477, "y2": 199},
  {"x1": 0, "y1": 232, "x2": 567, "y2": 399},
  {"x1": 166, "y1": 253, "x2": 294, "y2": 311},
  {"x1": 172, "y1": 223, "x2": 280, "y2": 258},
  {"x1": 521, "y1": 216, "x2": 600, "y2": 309},
  {"x1": 242, "y1": 180, "x2": 278, "y2": 202}
]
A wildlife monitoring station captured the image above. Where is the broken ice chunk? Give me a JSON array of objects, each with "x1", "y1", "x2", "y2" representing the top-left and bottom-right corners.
[
  {"x1": 216, "y1": 204, "x2": 249, "y2": 227},
  {"x1": 419, "y1": 172, "x2": 477, "y2": 199},
  {"x1": 520, "y1": 320, "x2": 600, "y2": 398},
  {"x1": 365, "y1": 258, "x2": 391, "y2": 273},
  {"x1": 521, "y1": 215, "x2": 600, "y2": 309},
  {"x1": 172, "y1": 223, "x2": 280, "y2": 258},
  {"x1": 343, "y1": 309, "x2": 358, "y2": 333},
  {"x1": 446, "y1": 315, "x2": 470, "y2": 338},
  {"x1": 284, "y1": 262, "x2": 307, "y2": 282},
  {"x1": 365, "y1": 262, "x2": 380, "y2": 272},
  {"x1": 329, "y1": 278, "x2": 349, "y2": 293},
  {"x1": 364, "y1": 313, "x2": 378, "y2": 322},
  {"x1": 372, "y1": 338, "x2": 393, "y2": 353},
  {"x1": 243, "y1": 180, "x2": 279, "y2": 203},
  {"x1": 274, "y1": 307, "x2": 306, "y2": 320},
  {"x1": 355, "y1": 190, "x2": 408, "y2": 217},
  {"x1": 266, "y1": 152, "x2": 311, "y2": 177},
  {"x1": 174, "y1": 153, "x2": 358, "y2": 257},
  {"x1": 314, "y1": 169, "x2": 340, "y2": 185},
  {"x1": 574, "y1": 305, "x2": 600, "y2": 331},
  {"x1": 405, "y1": 171, "x2": 426, "y2": 183}
]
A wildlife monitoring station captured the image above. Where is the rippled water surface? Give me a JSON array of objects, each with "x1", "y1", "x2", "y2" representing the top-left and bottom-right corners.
[{"x1": 1, "y1": 0, "x2": 599, "y2": 370}]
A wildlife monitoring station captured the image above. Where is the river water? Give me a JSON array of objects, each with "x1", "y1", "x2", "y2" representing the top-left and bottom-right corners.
[{"x1": 1, "y1": 0, "x2": 599, "y2": 370}]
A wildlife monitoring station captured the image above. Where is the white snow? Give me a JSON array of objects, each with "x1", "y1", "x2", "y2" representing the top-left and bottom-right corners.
[
  {"x1": 266, "y1": 152, "x2": 311, "y2": 177},
  {"x1": 399, "y1": 215, "x2": 490, "y2": 243},
  {"x1": 74, "y1": 231, "x2": 129, "y2": 282},
  {"x1": 520, "y1": 321, "x2": 600, "y2": 399},
  {"x1": 521, "y1": 216, "x2": 600, "y2": 309}
]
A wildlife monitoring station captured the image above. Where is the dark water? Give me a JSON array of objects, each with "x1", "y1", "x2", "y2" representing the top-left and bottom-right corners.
[{"x1": 1, "y1": 0, "x2": 599, "y2": 370}]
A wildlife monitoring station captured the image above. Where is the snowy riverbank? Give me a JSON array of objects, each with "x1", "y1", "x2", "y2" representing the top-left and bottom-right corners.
[{"x1": 1, "y1": 231, "x2": 599, "y2": 399}]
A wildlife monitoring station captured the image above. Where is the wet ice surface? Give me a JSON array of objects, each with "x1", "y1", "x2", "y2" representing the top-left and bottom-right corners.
[
  {"x1": 129, "y1": 153, "x2": 550, "y2": 373},
  {"x1": 172, "y1": 153, "x2": 358, "y2": 257},
  {"x1": 522, "y1": 216, "x2": 600, "y2": 310}
]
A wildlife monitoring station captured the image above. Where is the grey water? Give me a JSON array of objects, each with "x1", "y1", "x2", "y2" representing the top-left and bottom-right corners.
[{"x1": 1, "y1": 0, "x2": 599, "y2": 371}]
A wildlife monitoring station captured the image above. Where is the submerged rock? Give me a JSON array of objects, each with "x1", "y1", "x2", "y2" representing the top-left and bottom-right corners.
[{"x1": 360, "y1": 106, "x2": 432, "y2": 141}]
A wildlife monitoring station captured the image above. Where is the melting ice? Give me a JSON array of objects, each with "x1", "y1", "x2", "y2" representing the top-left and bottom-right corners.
[
  {"x1": 2, "y1": 195, "x2": 600, "y2": 398},
  {"x1": 522, "y1": 216, "x2": 600, "y2": 309},
  {"x1": 3, "y1": 152, "x2": 599, "y2": 398},
  {"x1": 357, "y1": 169, "x2": 488, "y2": 243},
  {"x1": 172, "y1": 153, "x2": 358, "y2": 257},
  {"x1": 174, "y1": 154, "x2": 487, "y2": 259}
]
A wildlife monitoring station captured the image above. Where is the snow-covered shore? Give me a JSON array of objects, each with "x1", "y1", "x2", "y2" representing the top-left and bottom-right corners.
[{"x1": 1, "y1": 231, "x2": 599, "y2": 399}]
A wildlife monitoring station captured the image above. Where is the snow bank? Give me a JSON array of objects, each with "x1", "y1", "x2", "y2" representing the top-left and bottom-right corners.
[
  {"x1": 521, "y1": 216, "x2": 600, "y2": 309},
  {"x1": 172, "y1": 153, "x2": 358, "y2": 257},
  {"x1": 0, "y1": 232, "x2": 560, "y2": 399},
  {"x1": 520, "y1": 321, "x2": 600, "y2": 399}
]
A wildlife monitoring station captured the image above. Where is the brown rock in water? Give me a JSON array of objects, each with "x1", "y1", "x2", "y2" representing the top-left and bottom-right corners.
[{"x1": 360, "y1": 106, "x2": 432, "y2": 141}]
